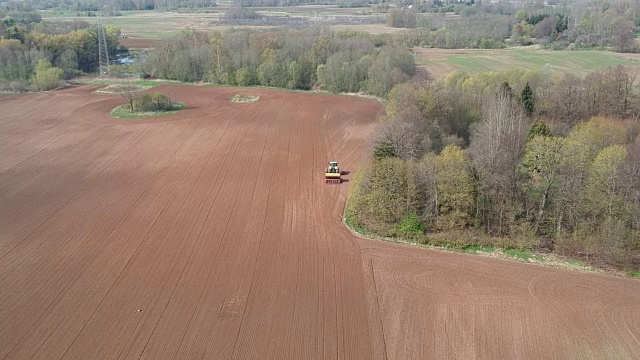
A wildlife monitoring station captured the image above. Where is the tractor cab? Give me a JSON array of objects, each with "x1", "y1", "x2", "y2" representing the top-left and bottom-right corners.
[{"x1": 325, "y1": 161, "x2": 341, "y2": 184}]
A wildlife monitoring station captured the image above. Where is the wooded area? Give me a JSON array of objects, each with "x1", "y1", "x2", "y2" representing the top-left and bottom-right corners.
[
  {"x1": 348, "y1": 65, "x2": 640, "y2": 272},
  {"x1": 0, "y1": 2, "x2": 120, "y2": 91},
  {"x1": 139, "y1": 28, "x2": 416, "y2": 96}
]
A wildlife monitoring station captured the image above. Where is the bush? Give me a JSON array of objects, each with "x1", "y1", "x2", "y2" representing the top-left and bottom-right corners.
[
  {"x1": 0, "y1": 80, "x2": 31, "y2": 93},
  {"x1": 373, "y1": 141, "x2": 394, "y2": 159},
  {"x1": 133, "y1": 92, "x2": 175, "y2": 112},
  {"x1": 395, "y1": 212, "x2": 425, "y2": 238},
  {"x1": 31, "y1": 60, "x2": 64, "y2": 91}
]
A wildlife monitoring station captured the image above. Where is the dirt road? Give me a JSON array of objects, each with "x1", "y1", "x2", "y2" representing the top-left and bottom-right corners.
[{"x1": 1, "y1": 85, "x2": 638, "y2": 359}]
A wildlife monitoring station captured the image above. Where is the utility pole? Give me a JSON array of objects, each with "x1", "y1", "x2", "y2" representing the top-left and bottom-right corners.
[{"x1": 97, "y1": 9, "x2": 110, "y2": 78}]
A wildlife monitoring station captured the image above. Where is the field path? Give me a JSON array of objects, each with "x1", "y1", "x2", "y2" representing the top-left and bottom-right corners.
[{"x1": 1, "y1": 85, "x2": 639, "y2": 359}]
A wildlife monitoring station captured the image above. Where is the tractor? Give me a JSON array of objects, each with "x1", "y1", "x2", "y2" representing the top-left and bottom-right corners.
[{"x1": 325, "y1": 161, "x2": 341, "y2": 184}]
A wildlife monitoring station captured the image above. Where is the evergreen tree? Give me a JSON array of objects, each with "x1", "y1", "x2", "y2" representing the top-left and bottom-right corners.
[
  {"x1": 526, "y1": 121, "x2": 552, "y2": 142},
  {"x1": 521, "y1": 82, "x2": 535, "y2": 117}
]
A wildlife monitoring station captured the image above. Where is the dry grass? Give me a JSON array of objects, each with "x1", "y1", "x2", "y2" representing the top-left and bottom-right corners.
[
  {"x1": 41, "y1": 7, "x2": 398, "y2": 41},
  {"x1": 230, "y1": 93, "x2": 260, "y2": 103},
  {"x1": 93, "y1": 84, "x2": 151, "y2": 94},
  {"x1": 331, "y1": 24, "x2": 407, "y2": 34}
]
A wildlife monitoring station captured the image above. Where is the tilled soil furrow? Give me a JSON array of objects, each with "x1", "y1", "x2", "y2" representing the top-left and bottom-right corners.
[
  {"x1": 57, "y1": 119, "x2": 221, "y2": 360},
  {"x1": 135, "y1": 100, "x2": 271, "y2": 359},
  {"x1": 0, "y1": 120, "x2": 191, "y2": 359},
  {"x1": 118, "y1": 105, "x2": 245, "y2": 360},
  {"x1": 224, "y1": 98, "x2": 296, "y2": 360},
  {"x1": 0, "y1": 124, "x2": 153, "y2": 279},
  {"x1": 0, "y1": 125, "x2": 129, "y2": 253},
  {"x1": 172, "y1": 99, "x2": 281, "y2": 359}
]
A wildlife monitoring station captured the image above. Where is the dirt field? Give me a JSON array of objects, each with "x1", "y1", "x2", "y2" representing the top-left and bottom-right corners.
[{"x1": 1, "y1": 85, "x2": 639, "y2": 359}]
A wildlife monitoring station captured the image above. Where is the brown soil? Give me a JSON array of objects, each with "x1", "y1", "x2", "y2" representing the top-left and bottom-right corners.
[
  {"x1": 119, "y1": 37, "x2": 164, "y2": 49},
  {"x1": 1, "y1": 85, "x2": 639, "y2": 359}
]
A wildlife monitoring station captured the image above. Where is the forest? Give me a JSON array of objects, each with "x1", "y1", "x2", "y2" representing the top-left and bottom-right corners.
[
  {"x1": 139, "y1": 28, "x2": 416, "y2": 97},
  {"x1": 346, "y1": 65, "x2": 640, "y2": 272}
]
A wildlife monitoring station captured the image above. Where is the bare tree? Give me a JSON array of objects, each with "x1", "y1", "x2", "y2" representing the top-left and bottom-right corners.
[
  {"x1": 118, "y1": 84, "x2": 143, "y2": 111},
  {"x1": 623, "y1": 138, "x2": 640, "y2": 230},
  {"x1": 532, "y1": 17, "x2": 556, "y2": 39},
  {"x1": 605, "y1": 65, "x2": 638, "y2": 117},
  {"x1": 552, "y1": 74, "x2": 585, "y2": 128},
  {"x1": 373, "y1": 106, "x2": 425, "y2": 160},
  {"x1": 469, "y1": 93, "x2": 531, "y2": 234}
]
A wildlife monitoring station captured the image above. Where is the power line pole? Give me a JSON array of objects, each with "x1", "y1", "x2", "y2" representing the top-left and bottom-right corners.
[{"x1": 97, "y1": 12, "x2": 110, "y2": 78}]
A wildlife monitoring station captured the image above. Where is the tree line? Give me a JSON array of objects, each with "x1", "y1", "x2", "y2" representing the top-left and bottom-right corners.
[
  {"x1": 16, "y1": 0, "x2": 640, "y2": 52},
  {"x1": 384, "y1": 0, "x2": 640, "y2": 52},
  {"x1": 347, "y1": 65, "x2": 640, "y2": 272},
  {"x1": 16, "y1": 0, "x2": 216, "y2": 11},
  {"x1": 139, "y1": 27, "x2": 416, "y2": 97}
]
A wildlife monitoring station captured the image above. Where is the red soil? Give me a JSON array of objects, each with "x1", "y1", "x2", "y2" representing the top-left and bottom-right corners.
[{"x1": 0, "y1": 85, "x2": 639, "y2": 359}]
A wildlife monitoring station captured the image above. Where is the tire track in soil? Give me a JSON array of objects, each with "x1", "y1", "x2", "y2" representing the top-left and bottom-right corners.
[
  {"x1": 27, "y1": 119, "x2": 198, "y2": 360},
  {"x1": 0, "y1": 126, "x2": 151, "y2": 291},
  {"x1": 287, "y1": 101, "x2": 328, "y2": 360},
  {"x1": 0, "y1": 122, "x2": 168, "y2": 352},
  {"x1": 0, "y1": 125, "x2": 125, "y2": 257},
  {"x1": 135, "y1": 97, "x2": 274, "y2": 359},
  {"x1": 173, "y1": 98, "x2": 282, "y2": 359},
  {"x1": 57, "y1": 117, "x2": 222, "y2": 360},
  {"x1": 1, "y1": 120, "x2": 195, "y2": 359},
  {"x1": 239, "y1": 98, "x2": 300, "y2": 359},
  {"x1": 119, "y1": 101, "x2": 247, "y2": 360},
  {"x1": 2, "y1": 85, "x2": 640, "y2": 360}
]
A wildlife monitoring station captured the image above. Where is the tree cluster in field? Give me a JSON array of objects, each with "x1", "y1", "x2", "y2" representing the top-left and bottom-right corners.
[
  {"x1": 347, "y1": 65, "x2": 640, "y2": 272},
  {"x1": 119, "y1": 86, "x2": 177, "y2": 112},
  {"x1": 0, "y1": 7, "x2": 121, "y2": 91},
  {"x1": 139, "y1": 28, "x2": 415, "y2": 97}
]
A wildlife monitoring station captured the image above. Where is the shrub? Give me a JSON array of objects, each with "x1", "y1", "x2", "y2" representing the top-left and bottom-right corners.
[
  {"x1": 152, "y1": 93, "x2": 173, "y2": 111},
  {"x1": 133, "y1": 92, "x2": 175, "y2": 112},
  {"x1": 373, "y1": 141, "x2": 394, "y2": 159},
  {"x1": 395, "y1": 212, "x2": 425, "y2": 238},
  {"x1": 31, "y1": 60, "x2": 64, "y2": 91},
  {"x1": 0, "y1": 80, "x2": 31, "y2": 93}
]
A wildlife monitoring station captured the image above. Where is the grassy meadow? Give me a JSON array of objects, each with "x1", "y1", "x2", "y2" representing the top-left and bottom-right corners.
[{"x1": 415, "y1": 47, "x2": 640, "y2": 77}]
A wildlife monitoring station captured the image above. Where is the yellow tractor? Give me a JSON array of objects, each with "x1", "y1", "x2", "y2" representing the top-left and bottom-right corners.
[{"x1": 325, "y1": 161, "x2": 341, "y2": 184}]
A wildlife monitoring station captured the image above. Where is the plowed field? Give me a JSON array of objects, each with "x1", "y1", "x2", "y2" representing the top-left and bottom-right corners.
[{"x1": 1, "y1": 85, "x2": 639, "y2": 360}]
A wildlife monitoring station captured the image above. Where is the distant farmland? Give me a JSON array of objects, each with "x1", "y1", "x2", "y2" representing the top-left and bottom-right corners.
[
  {"x1": 40, "y1": 7, "x2": 393, "y2": 40},
  {"x1": 415, "y1": 47, "x2": 640, "y2": 78}
]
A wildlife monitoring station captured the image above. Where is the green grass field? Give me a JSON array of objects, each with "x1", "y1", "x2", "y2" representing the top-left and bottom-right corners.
[{"x1": 416, "y1": 47, "x2": 640, "y2": 77}]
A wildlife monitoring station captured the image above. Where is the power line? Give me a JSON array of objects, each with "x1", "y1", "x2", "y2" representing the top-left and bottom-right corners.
[{"x1": 98, "y1": 12, "x2": 110, "y2": 78}]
